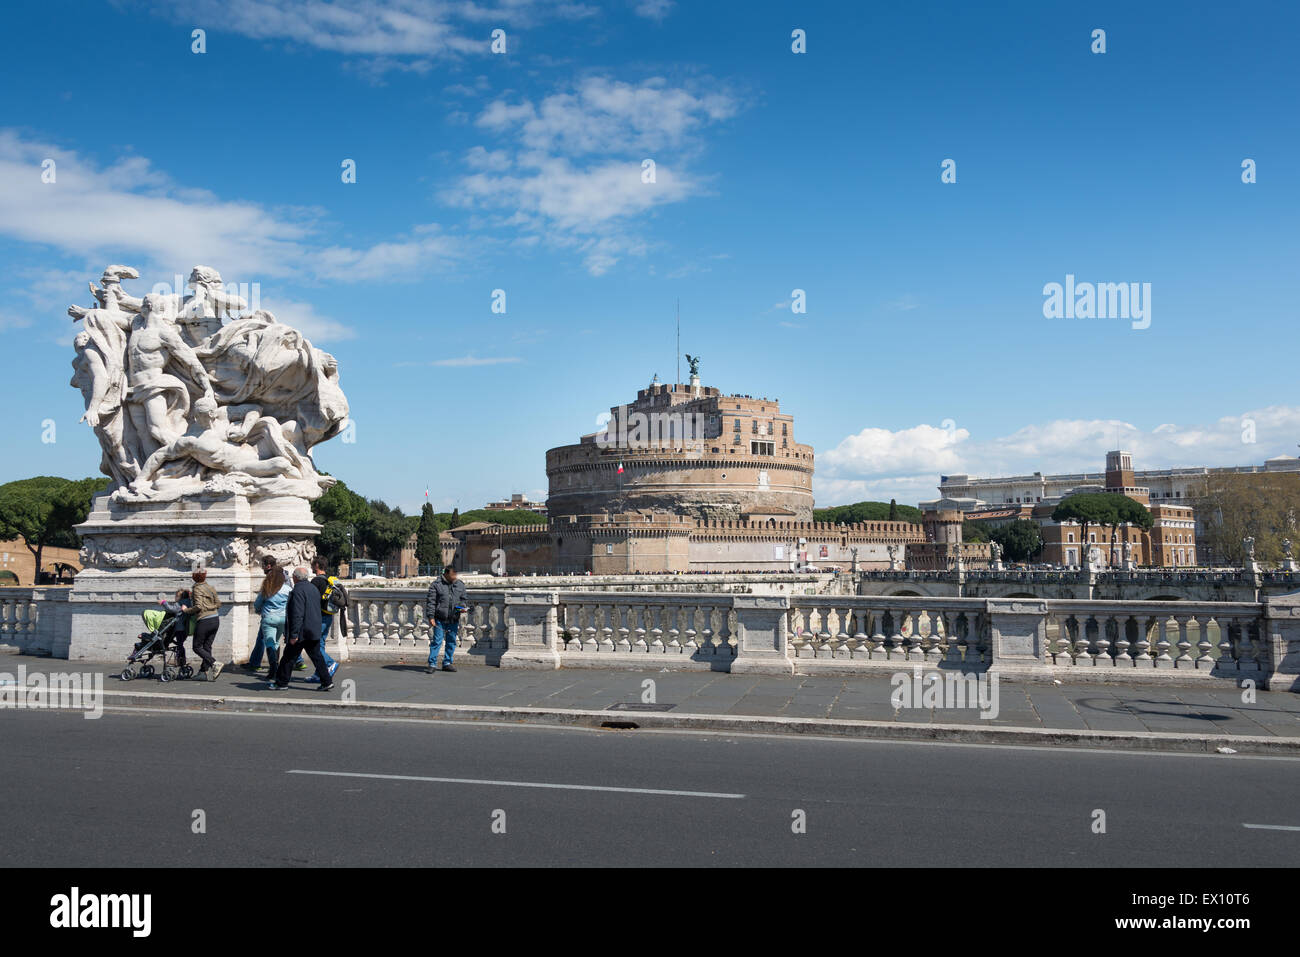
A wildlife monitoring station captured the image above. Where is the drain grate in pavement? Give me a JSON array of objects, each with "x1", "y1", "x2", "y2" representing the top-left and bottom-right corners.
[{"x1": 607, "y1": 702, "x2": 676, "y2": 712}]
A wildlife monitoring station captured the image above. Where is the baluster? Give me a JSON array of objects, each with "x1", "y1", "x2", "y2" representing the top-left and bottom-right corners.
[
  {"x1": 1174, "y1": 616, "x2": 1193, "y2": 666},
  {"x1": 719, "y1": 606, "x2": 735, "y2": 656},
  {"x1": 633, "y1": 605, "x2": 648, "y2": 652},
  {"x1": 923, "y1": 610, "x2": 942, "y2": 663},
  {"x1": 398, "y1": 603, "x2": 414, "y2": 647},
  {"x1": 1112, "y1": 614, "x2": 1131, "y2": 665},
  {"x1": 1094, "y1": 614, "x2": 1111, "y2": 665},
  {"x1": 616, "y1": 603, "x2": 632, "y2": 652},
  {"x1": 1153, "y1": 616, "x2": 1172, "y2": 668},
  {"x1": 649, "y1": 604, "x2": 665, "y2": 653},
  {"x1": 1195, "y1": 616, "x2": 1214, "y2": 668},
  {"x1": 666, "y1": 605, "x2": 682, "y2": 653},
  {"x1": 945, "y1": 612, "x2": 965, "y2": 666},
  {"x1": 814, "y1": 607, "x2": 832, "y2": 656},
  {"x1": 1132, "y1": 616, "x2": 1153, "y2": 666},
  {"x1": 887, "y1": 610, "x2": 905, "y2": 660},
  {"x1": 1215, "y1": 616, "x2": 1235, "y2": 670},
  {"x1": 385, "y1": 602, "x2": 401, "y2": 645},
  {"x1": 851, "y1": 609, "x2": 869, "y2": 659},
  {"x1": 834, "y1": 607, "x2": 851, "y2": 659},
  {"x1": 1072, "y1": 615, "x2": 1093, "y2": 665},
  {"x1": 681, "y1": 604, "x2": 698, "y2": 655},
  {"x1": 599, "y1": 603, "x2": 616, "y2": 653},
  {"x1": 870, "y1": 609, "x2": 888, "y2": 660}
]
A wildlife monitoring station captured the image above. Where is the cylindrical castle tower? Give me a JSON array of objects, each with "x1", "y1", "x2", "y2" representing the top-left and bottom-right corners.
[{"x1": 546, "y1": 379, "x2": 815, "y2": 522}]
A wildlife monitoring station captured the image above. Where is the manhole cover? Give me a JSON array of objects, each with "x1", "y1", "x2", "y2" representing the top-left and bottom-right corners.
[{"x1": 607, "y1": 702, "x2": 676, "y2": 712}]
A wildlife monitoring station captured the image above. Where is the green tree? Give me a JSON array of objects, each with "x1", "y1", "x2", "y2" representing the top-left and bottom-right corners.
[
  {"x1": 813, "y1": 501, "x2": 923, "y2": 524},
  {"x1": 311, "y1": 479, "x2": 370, "y2": 569},
  {"x1": 1190, "y1": 471, "x2": 1300, "y2": 565},
  {"x1": 991, "y1": 519, "x2": 1043, "y2": 562},
  {"x1": 415, "y1": 502, "x2": 442, "y2": 571},
  {"x1": 448, "y1": 507, "x2": 460, "y2": 529},
  {"x1": 888, "y1": 498, "x2": 898, "y2": 521},
  {"x1": 0, "y1": 476, "x2": 107, "y2": 582},
  {"x1": 360, "y1": 500, "x2": 411, "y2": 563},
  {"x1": 1052, "y1": 492, "x2": 1150, "y2": 562},
  {"x1": 962, "y1": 521, "x2": 991, "y2": 543},
  {"x1": 453, "y1": 508, "x2": 547, "y2": 528}
]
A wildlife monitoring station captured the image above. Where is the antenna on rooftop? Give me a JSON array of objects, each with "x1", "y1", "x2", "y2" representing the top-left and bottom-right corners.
[{"x1": 676, "y1": 299, "x2": 680, "y2": 386}]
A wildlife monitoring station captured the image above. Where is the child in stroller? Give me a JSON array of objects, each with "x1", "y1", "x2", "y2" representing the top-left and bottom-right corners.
[{"x1": 121, "y1": 589, "x2": 196, "y2": 682}]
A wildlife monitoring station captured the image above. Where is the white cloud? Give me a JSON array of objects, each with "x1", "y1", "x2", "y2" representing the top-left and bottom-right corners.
[
  {"x1": 259, "y1": 298, "x2": 354, "y2": 343},
  {"x1": 633, "y1": 0, "x2": 674, "y2": 20},
  {"x1": 823, "y1": 423, "x2": 969, "y2": 476},
  {"x1": 476, "y1": 76, "x2": 738, "y2": 155},
  {"x1": 0, "y1": 130, "x2": 464, "y2": 284},
  {"x1": 450, "y1": 77, "x2": 740, "y2": 274},
  {"x1": 820, "y1": 407, "x2": 1300, "y2": 505},
  {"x1": 161, "y1": 0, "x2": 596, "y2": 67}
]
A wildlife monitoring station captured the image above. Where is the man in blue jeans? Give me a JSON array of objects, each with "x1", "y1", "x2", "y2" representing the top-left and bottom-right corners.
[
  {"x1": 425, "y1": 566, "x2": 467, "y2": 673},
  {"x1": 302, "y1": 556, "x2": 340, "y2": 683}
]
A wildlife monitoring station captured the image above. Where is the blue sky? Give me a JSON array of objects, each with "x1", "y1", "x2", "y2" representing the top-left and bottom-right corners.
[{"x1": 1, "y1": 0, "x2": 1297, "y2": 512}]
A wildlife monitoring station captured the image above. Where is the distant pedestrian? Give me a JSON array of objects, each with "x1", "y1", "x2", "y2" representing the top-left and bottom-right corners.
[
  {"x1": 424, "y1": 566, "x2": 467, "y2": 674},
  {"x1": 272, "y1": 566, "x2": 333, "y2": 691},
  {"x1": 189, "y1": 569, "x2": 222, "y2": 681},
  {"x1": 248, "y1": 556, "x2": 291, "y2": 680}
]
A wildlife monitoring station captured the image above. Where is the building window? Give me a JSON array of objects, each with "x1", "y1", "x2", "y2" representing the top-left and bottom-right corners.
[
  {"x1": 1067, "y1": 533, "x2": 1074, "y2": 543},
  {"x1": 606, "y1": 543, "x2": 613, "y2": 555},
  {"x1": 782, "y1": 423, "x2": 788, "y2": 435},
  {"x1": 750, "y1": 441, "x2": 774, "y2": 456}
]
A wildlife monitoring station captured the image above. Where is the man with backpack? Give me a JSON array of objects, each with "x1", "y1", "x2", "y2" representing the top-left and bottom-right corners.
[
  {"x1": 303, "y1": 556, "x2": 344, "y2": 683},
  {"x1": 424, "y1": 566, "x2": 467, "y2": 674}
]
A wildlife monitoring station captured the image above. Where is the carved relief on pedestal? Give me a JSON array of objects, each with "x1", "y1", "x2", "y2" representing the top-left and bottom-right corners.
[{"x1": 78, "y1": 533, "x2": 313, "y2": 571}]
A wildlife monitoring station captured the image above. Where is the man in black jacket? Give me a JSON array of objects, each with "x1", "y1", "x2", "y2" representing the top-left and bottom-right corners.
[
  {"x1": 424, "y1": 566, "x2": 467, "y2": 674},
  {"x1": 272, "y1": 566, "x2": 333, "y2": 691}
]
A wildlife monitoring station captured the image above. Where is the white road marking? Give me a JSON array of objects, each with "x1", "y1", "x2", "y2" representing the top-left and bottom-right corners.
[
  {"x1": 1242, "y1": 823, "x2": 1300, "y2": 831},
  {"x1": 288, "y1": 768, "x2": 744, "y2": 799}
]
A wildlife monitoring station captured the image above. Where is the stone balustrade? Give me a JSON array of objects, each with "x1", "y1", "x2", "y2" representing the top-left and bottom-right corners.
[
  {"x1": 555, "y1": 592, "x2": 738, "y2": 668},
  {"x1": 785, "y1": 594, "x2": 1273, "y2": 683},
  {"x1": 343, "y1": 588, "x2": 509, "y2": 664},
  {"x1": 7, "y1": 583, "x2": 1300, "y2": 691},
  {"x1": 0, "y1": 587, "x2": 73, "y2": 657}
]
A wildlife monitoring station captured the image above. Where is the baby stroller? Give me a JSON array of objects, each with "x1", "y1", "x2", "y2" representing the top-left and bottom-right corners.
[{"x1": 121, "y1": 607, "x2": 194, "y2": 682}]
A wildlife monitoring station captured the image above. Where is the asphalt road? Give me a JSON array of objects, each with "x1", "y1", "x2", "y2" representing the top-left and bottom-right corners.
[{"x1": 3, "y1": 707, "x2": 1298, "y2": 866}]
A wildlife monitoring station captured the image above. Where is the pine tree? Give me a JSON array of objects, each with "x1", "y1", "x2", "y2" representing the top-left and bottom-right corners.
[
  {"x1": 888, "y1": 498, "x2": 898, "y2": 521},
  {"x1": 416, "y1": 502, "x2": 442, "y2": 572}
]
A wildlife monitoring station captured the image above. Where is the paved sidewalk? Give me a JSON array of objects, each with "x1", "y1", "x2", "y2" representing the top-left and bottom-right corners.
[{"x1": 3, "y1": 651, "x2": 1298, "y2": 739}]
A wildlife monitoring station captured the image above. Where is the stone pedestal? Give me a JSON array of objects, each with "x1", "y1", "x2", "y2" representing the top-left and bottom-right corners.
[
  {"x1": 68, "y1": 493, "x2": 319, "y2": 663},
  {"x1": 730, "y1": 595, "x2": 794, "y2": 675},
  {"x1": 1263, "y1": 592, "x2": 1300, "y2": 692},
  {"x1": 987, "y1": 598, "x2": 1048, "y2": 678},
  {"x1": 499, "y1": 592, "x2": 562, "y2": 669}
]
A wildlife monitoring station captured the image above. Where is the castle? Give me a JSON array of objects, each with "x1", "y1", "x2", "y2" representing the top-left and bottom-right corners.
[{"x1": 444, "y1": 374, "x2": 982, "y2": 575}]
